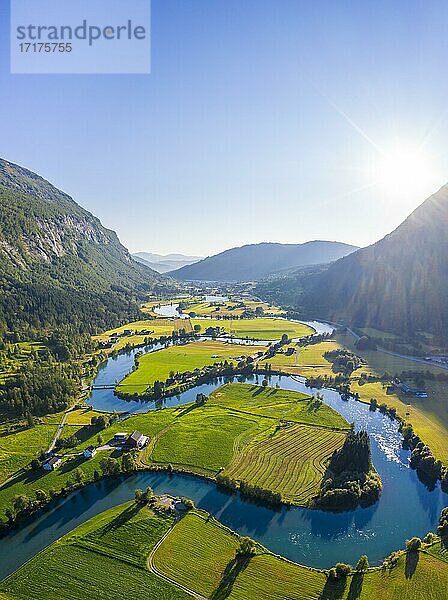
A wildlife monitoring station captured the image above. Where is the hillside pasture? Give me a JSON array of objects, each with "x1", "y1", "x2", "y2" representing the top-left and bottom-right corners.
[
  {"x1": 209, "y1": 383, "x2": 350, "y2": 429},
  {"x1": 148, "y1": 406, "x2": 269, "y2": 475}
]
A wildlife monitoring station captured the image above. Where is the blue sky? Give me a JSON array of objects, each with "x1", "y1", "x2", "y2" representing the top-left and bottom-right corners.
[{"x1": 2, "y1": 0, "x2": 448, "y2": 255}]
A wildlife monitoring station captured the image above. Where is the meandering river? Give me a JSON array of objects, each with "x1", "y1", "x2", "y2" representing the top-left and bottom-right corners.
[{"x1": 1, "y1": 317, "x2": 446, "y2": 579}]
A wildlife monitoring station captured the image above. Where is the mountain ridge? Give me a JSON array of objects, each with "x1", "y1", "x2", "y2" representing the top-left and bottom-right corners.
[
  {"x1": 171, "y1": 240, "x2": 358, "y2": 282},
  {"x1": 132, "y1": 251, "x2": 203, "y2": 273},
  {"x1": 260, "y1": 184, "x2": 448, "y2": 338}
]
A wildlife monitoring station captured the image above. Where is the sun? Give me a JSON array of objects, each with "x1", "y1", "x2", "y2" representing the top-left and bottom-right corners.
[{"x1": 373, "y1": 142, "x2": 441, "y2": 200}]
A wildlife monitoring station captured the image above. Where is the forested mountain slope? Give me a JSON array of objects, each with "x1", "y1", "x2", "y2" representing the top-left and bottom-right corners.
[
  {"x1": 0, "y1": 159, "x2": 175, "y2": 333},
  {"x1": 261, "y1": 184, "x2": 448, "y2": 338},
  {"x1": 171, "y1": 241, "x2": 358, "y2": 282}
]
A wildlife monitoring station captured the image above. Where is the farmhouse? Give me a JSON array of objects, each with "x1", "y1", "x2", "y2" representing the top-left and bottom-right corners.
[
  {"x1": 125, "y1": 430, "x2": 149, "y2": 449},
  {"x1": 113, "y1": 432, "x2": 128, "y2": 444},
  {"x1": 391, "y1": 380, "x2": 428, "y2": 398},
  {"x1": 43, "y1": 456, "x2": 62, "y2": 471},
  {"x1": 83, "y1": 446, "x2": 97, "y2": 459}
]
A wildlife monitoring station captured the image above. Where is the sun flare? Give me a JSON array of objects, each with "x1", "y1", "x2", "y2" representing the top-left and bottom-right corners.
[{"x1": 373, "y1": 142, "x2": 442, "y2": 199}]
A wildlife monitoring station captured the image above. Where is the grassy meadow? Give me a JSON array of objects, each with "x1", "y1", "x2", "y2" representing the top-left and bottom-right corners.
[
  {"x1": 264, "y1": 340, "x2": 343, "y2": 377},
  {"x1": 142, "y1": 383, "x2": 349, "y2": 492},
  {"x1": 0, "y1": 422, "x2": 58, "y2": 484},
  {"x1": 192, "y1": 317, "x2": 313, "y2": 340},
  {"x1": 0, "y1": 382, "x2": 348, "y2": 515},
  {"x1": 117, "y1": 339, "x2": 266, "y2": 395},
  {"x1": 3, "y1": 500, "x2": 447, "y2": 600},
  {"x1": 94, "y1": 318, "x2": 193, "y2": 351},
  {"x1": 185, "y1": 299, "x2": 283, "y2": 318},
  {"x1": 153, "y1": 510, "x2": 242, "y2": 597}
]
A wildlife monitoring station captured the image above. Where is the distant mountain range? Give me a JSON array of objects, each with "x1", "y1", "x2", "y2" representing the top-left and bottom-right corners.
[
  {"x1": 258, "y1": 184, "x2": 448, "y2": 338},
  {"x1": 132, "y1": 252, "x2": 203, "y2": 273},
  {"x1": 171, "y1": 241, "x2": 358, "y2": 282},
  {"x1": 0, "y1": 159, "x2": 176, "y2": 331}
]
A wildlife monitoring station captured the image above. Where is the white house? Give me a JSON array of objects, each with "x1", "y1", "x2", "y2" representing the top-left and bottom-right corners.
[{"x1": 43, "y1": 456, "x2": 62, "y2": 471}]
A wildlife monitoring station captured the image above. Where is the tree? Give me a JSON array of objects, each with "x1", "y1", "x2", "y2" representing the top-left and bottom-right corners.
[
  {"x1": 96, "y1": 433, "x2": 104, "y2": 446},
  {"x1": 99, "y1": 457, "x2": 120, "y2": 476},
  {"x1": 35, "y1": 489, "x2": 49, "y2": 504},
  {"x1": 13, "y1": 494, "x2": 31, "y2": 515},
  {"x1": 406, "y1": 537, "x2": 422, "y2": 552},
  {"x1": 334, "y1": 563, "x2": 351, "y2": 579},
  {"x1": 26, "y1": 411, "x2": 35, "y2": 428},
  {"x1": 261, "y1": 378, "x2": 268, "y2": 387},
  {"x1": 122, "y1": 453, "x2": 135, "y2": 472},
  {"x1": 194, "y1": 324, "x2": 201, "y2": 333},
  {"x1": 281, "y1": 333, "x2": 289, "y2": 344},
  {"x1": 74, "y1": 468, "x2": 85, "y2": 484},
  {"x1": 356, "y1": 555, "x2": 369, "y2": 572},
  {"x1": 134, "y1": 489, "x2": 144, "y2": 503},
  {"x1": 237, "y1": 536, "x2": 257, "y2": 556},
  {"x1": 437, "y1": 507, "x2": 448, "y2": 536},
  {"x1": 96, "y1": 414, "x2": 110, "y2": 429},
  {"x1": 195, "y1": 393, "x2": 207, "y2": 406}
]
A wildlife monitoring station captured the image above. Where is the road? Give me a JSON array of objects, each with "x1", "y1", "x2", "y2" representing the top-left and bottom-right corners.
[{"x1": 47, "y1": 412, "x2": 68, "y2": 453}]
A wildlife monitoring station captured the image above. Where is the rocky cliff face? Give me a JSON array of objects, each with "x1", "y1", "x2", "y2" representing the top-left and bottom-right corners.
[{"x1": 0, "y1": 158, "x2": 176, "y2": 331}]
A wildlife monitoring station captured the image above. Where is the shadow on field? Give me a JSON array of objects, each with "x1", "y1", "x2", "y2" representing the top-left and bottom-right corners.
[
  {"x1": 320, "y1": 576, "x2": 347, "y2": 600},
  {"x1": 346, "y1": 572, "x2": 364, "y2": 600},
  {"x1": 210, "y1": 554, "x2": 252, "y2": 600},
  {"x1": 99, "y1": 503, "x2": 140, "y2": 536},
  {"x1": 405, "y1": 550, "x2": 419, "y2": 579}
]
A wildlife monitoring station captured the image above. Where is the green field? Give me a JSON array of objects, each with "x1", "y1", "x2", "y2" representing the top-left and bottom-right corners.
[
  {"x1": 223, "y1": 422, "x2": 347, "y2": 504},
  {"x1": 143, "y1": 383, "x2": 350, "y2": 493},
  {"x1": 0, "y1": 502, "x2": 188, "y2": 600},
  {"x1": 209, "y1": 383, "x2": 349, "y2": 428},
  {"x1": 0, "y1": 382, "x2": 348, "y2": 515},
  {"x1": 64, "y1": 407, "x2": 103, "y2": 426},
  {"x1": 153, "y1": 510, "x2": 241, "y2": 597},
  {"x1": 150, "y1": 406, "x2": 263, "y2": 474},
  {"x1": 227, "y1": 553, "x2": 327, "y2": 600},
  {"x1": 264, "y1": 341, "x2": 343, "y2": 377},
  {"x1": 192, "y1": 317, "x2": 313, "y2": 340},
  {"x1": 117, "y1": 340, "x2": 266, "y2": 395},
  {"x1": 94, "y1": 318, "x2": 193, "y2": 351},
  {"x1": 185, "y1": 299, "x2": 283, "y2": 318},
  {"x1": 0, "y1": 449, "x2": 116, "y2": 517},
  {"x1": 0, "y1": 423, "x2": 58, "y2": 484}
]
